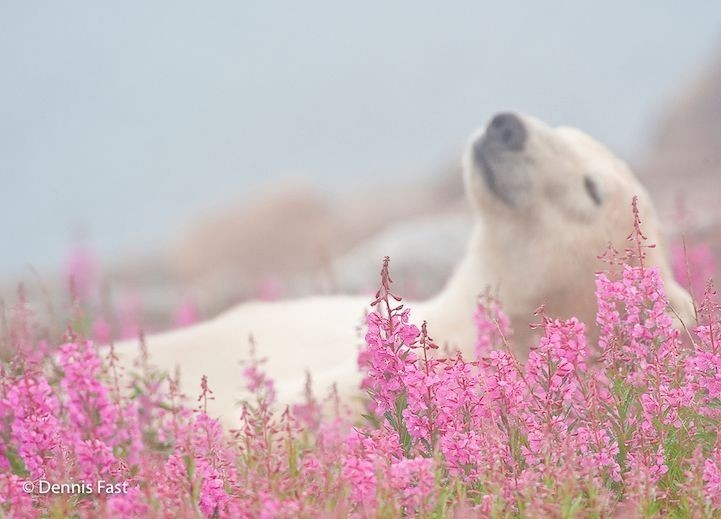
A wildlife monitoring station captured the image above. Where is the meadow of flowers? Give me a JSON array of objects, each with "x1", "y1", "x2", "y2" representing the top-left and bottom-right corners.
[{"x1": 0, "y1": 211, "x2": 720, "y2": 518}]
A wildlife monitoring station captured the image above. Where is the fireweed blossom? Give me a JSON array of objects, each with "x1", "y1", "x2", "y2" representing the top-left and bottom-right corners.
[{"x1": 0, "y1": 216, "x2": 720, "y2": 515}]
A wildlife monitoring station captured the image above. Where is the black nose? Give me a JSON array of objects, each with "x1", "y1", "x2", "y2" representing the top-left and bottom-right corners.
[{"x1": 486, "y1": 112, "x2": 526, "y2": 150}]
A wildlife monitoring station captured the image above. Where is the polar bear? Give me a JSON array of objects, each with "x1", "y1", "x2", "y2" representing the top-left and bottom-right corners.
[{"x1": 114, "y1": 112, "x2": 694, "y2": 424}]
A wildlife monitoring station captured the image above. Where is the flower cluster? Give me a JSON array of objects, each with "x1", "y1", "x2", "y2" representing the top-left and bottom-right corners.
[{"x1": 0, "y1": 223, "x2": 720, "y2": 516}]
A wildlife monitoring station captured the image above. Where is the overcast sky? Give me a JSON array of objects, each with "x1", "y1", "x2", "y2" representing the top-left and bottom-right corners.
[{"x1": 2, "y1": 2, "x2": 721, "y2": 275}]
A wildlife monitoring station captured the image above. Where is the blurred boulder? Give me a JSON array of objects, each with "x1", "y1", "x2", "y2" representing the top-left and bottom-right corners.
[
  {"x1": 638, "y1": 46, "x2": 721, "y2": 267},
  {"x1": 639, "y1": 49, "x2": 721, "y2": 231},
  {"x1": 315, "y1": 210, "x2": 472, "y2": 299},
  {"x1": 166, "y1": 168, "x2": 464, "y2": 312}
]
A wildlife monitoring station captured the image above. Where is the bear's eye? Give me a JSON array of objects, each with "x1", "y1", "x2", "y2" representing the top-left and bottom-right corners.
[{"x1": 584, "y1": 176, "x2": 602, "y2": 206}]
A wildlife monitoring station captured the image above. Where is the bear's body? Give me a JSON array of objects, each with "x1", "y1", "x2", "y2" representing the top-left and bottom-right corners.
[
  {"x1": 121, "y1": 295, "x2": 371, "y2": 418},
  {"x1": 114, "y1": 113, "x2": 695, "y2": 424}
]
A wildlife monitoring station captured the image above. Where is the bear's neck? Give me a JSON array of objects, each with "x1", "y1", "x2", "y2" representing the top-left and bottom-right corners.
[{"x1": 412, "y1": 224, "x2": 490, "y2": 355}]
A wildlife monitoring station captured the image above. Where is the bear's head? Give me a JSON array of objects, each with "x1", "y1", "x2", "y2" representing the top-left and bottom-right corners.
[{"x1": 462, "y1": 112, "x2": 695, "y2": 349}]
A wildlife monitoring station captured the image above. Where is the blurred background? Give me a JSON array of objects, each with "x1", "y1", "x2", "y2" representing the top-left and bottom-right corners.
[{"x1": 1, "y1": 2, "x2": 720, "y2": 332}]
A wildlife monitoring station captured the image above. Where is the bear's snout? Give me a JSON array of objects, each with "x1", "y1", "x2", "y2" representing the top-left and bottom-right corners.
[
  {"x1": 485, "y1": 112, "x2": 527, "y2": 151},
  {"x1": 470, "y1": 112, "x2": 531, "y2": 207}
]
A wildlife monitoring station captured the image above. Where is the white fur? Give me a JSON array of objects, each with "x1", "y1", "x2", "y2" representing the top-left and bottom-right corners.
[{"x1": 113, "y1": 113, "x2": 695, "y2": 425}]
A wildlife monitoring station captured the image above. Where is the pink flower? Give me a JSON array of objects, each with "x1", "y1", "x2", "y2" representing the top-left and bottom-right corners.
[
  {"x1": 360, "y1": 309, "x2": 418, "y2": 415},
  {"x1": 672, "y1": 241, "x2": 716, "y2": 300},
  {"x1": 174, "y1": 298, "x2": 200, "y2": 327},
  {"x1": 107, "y1": 486, "x2": 149, "y2": 517},
  {"x1": 242, "y1": 362, "x2": 276, "y2": 405},
  {"x1": 341, "y1": 456, "x2": 377, "y2": 508},
  {"x1": 0, "y1": 474, "x2": 34, "y2": 517},
  {"x1": 704, "y1": 449, "x2": 721, "y2": 508},
  {"x1": 390, "y1": 457, "x2": 435, "y2": 511},
  {"x1": 198, "y1": 463, "x2": 229, "y2": 517},
  {"x1": 92, "y1": 317, "x2": 112, "y2": 344},
  {"x1": 65, "y1": 244, "x2": 96, "y2": 302},
  {"x1": 474, "y1": 295, "x2": 512, "y2": 358},
  {"x1": 58, "y1": 341, "x2": 119, "y2": 444},
  {"x1": 255, "y1": 276, "x2": 283, "y2": 301},
  {"x1": 75, "y1": 438, "x2": 117, "y2": 480},
  {"x1": 0, "y1": 374, "x2": 62, "y2": 478}
]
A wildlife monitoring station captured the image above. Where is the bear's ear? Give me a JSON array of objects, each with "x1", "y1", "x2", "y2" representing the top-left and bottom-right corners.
[{"x1": 666, "y1": 279, "x2": 697, "y2": 332}]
